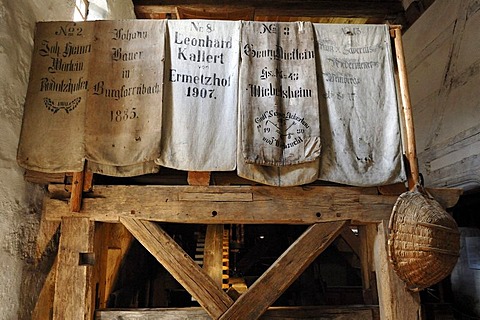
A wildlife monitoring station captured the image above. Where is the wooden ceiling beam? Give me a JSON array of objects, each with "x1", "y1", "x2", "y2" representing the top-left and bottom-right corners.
[{"x1": 134, "y1": 1, "x2": 404, "y2": 19}]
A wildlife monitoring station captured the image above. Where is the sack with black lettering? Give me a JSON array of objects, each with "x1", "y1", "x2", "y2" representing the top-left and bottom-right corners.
[
  {"x1": 239, "y1": 21, "x2": 321, "y2": 167},
  {"x1": 156, "y1": 20, "x2": 240, "y2": 171}
]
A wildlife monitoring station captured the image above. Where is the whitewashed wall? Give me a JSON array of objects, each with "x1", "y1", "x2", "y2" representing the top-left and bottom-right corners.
[
  {"x1": 403, "y1": 0, "x2": 480, "y2": 191},
  {"x1": 0, "y1": 0, "x2": 134, "y2": 318}
]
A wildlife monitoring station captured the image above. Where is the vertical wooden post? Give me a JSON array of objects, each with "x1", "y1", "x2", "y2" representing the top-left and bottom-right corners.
[
  {"x1": 203, "y1": 225, "x2": 225, "y2": 289},
  {"x1": 95, "y1": 223, "x2": 133, "y2": 309},
  {"x1": 391, "y1": 26, "x2": 420, "y2": 190},
  {"x1": 53, "y1": 217, "x2": 96, "y2": 320},
  {"x1": 70, "y1": 170, "x2": 85, "y2": 212},
  {"x1": 374, "y1": 221, "x2": 422, "y2": 319},
  {"x1": 358, "y1": 224, "x2": 378, "y2": 305}
]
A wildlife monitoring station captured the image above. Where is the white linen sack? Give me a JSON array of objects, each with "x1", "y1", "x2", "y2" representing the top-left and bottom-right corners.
[{"x1": 156, "y1": 20, "x2": 240, "y2": 171}]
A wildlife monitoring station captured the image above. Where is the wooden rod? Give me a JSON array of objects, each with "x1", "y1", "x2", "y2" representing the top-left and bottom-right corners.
[
  {"x1": 392, "y1": 27, "x2": 420, "y2": 189},
  {"x1": 70, "y1": 169, "x2": 85, "y2": 212}
]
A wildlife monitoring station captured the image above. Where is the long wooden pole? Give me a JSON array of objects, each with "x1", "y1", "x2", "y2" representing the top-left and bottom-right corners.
[{"x1": 391, "y1": 26, "x2": 420, "y2": 189}]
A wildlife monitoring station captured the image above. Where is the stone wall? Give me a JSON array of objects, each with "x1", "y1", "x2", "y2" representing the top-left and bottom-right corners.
[{"x1": 0, "y1": 0, "x2": 133, "y2": 318}]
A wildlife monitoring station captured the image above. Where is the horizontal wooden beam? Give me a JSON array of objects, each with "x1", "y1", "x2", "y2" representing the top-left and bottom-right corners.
[
  {"x1": 44, "y1": 185, "x2": 398, "y2": 224},
  {"x1": 134, "y1": 1, "x2": 404, "y2": 18},
  {"x1": 95, "y1": 306, "x2": 379, "y2": 319}
]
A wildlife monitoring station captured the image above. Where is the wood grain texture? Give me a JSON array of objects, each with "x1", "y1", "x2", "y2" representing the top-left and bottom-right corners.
[
  {"x1": 120, "y1": 218, "x2": 233, "y2": 318},
  {"x1": 53, "y1": 217, "x2": 95, "y2": 320},
  {"x1": 135, "y1": 1, "x2": 404, "y2": 18},
  {"x1": 187, "y1": 171, "x2": 211, "y2": 186},
  {"x1": 374, "y1": 221, "x2": 421, "y2": 319},
  {"x1": 96, "y1": 306, "x2": 379, "y2": 319},
  {"x1": 44, "y1": 185, "x2": 399, "y2": 224},
  {"x1": 32, "y1": 257, "x2": 58, "y2": 320},
  {"x1": 70, "y1": 170, "x2": 85, "y2": 212},
  {"x1": 203, "y1": 225, "x2": 225, "y2": 289},
  {"x1": 219, "y1": 221, "x2": 349, "y2": 320}
]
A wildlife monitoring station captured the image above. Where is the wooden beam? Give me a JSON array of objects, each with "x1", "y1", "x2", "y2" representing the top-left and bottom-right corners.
[
  {"x1": 53, "y1": 217, "x2": 96, "y2": 320},
  {"x1": 120, "y1": 218, "x2": 233, "y2": 318},
  {"x1": 187, "y1": 171, "x2": 211, "y2": 186},
  {"x1": 94, "y1": 223, "x2": 133, "y2": 309},
  {"x1": 32, "y1": 257, "x2": 58, "y2": 320},
  {"x1": 203, "y1": 225, "x2": 225, "y2": 289},
  {"x1": 219, "y1": 221, "x2": 349, "y2": 320},
  {"x1": 44, "y1": 185, "x2": 400, "y2": 224},
  {"x1": 340, "y1": 227, "x2": 361, "y2": 257},
  {"x1": 35, "y1": 217, "x2": 60, "y2": 261},
  {"x1": 70, "y1": 170, "x2": 85, "y2": 212},
  {"x1": 134, "y1": 1, "x2": 404, "y2": 18},
  {"x1": 96, "y1": 305, "x2": 380, "y2": 319},
  {"x1": 358, "y1": 224, "x2": 378, "y2": 305},
  {"x1": 374, "y1": 221, "x2": 421, "y2": 319}
]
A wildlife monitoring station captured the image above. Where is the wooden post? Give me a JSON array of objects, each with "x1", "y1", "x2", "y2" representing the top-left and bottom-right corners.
[
  {"x1": 391, "y1": 26, "x2": 420, "y2": 190},
  {"x1": 358, "y1": 224, "x2": 378, "y2": 305},
  {"x1": 203, "y1": 225, "x2": 225, "y2": 289},
  {"x1": 70, "y1": 170, "x2": 85, "y2": 212},
  {"x1": 374, "y1": 221, "x2": 422, "y2": 319},
  {"x1": 53, "y1": 217, "x2": 96, "y2": 320}
]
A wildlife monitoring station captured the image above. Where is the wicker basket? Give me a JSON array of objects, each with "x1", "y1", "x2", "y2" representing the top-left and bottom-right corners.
[{"x1": 388, "y1": 188, "x2": 460, "y2": 291}]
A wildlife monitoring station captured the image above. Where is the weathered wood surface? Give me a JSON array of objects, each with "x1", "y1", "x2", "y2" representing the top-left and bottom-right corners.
[
  {"x1": 135, "y1": 1, "x2": 404, "y2": 18},
  {"x1": 219, "y1": 221, "x2": 349, "y2": 320},
  {"x1": 94, "y1": 223, "x2": 133, "y2": 309},
  {"x1": 187, "y1": 171, "x2": 211, "y2": 186},
  {"x1": 32, "y1": 257, "x2": 58, "y2": 320},
  {"x1": 44, "y1": 185, "x2": 399, "y2": 224},
  {"x1": 35, "y1": 217, "x2": 60, "y2": 261},
  {"x1": 358, "y1": 224, "x2": 378, "y2": 305},
  {"x1": 374, "y1": 221, "x2": 421, "y2": 319},
  {"x1": 120, "y1": 218, "x2": 233, "y2": 318},
  {"x1": 96, "y1": 306, "x2": 380, "y2": 319},
  {"x1": 53, "y1": 217, "x2": 96, "y2": 320},
  {"x1": 203, "y1": 225, "x2": 225, "y2": 289},
  {"x1": 70, "y1": 170, "x2": 85, "y2": 212}
]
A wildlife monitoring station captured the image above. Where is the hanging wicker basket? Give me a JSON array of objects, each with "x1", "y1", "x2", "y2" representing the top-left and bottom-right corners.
[{"x1": 388, "y1": 187, "x2": 460, "y2": 291}]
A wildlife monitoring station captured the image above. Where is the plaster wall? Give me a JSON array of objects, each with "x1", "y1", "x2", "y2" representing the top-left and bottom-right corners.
[
  {"x1": 0, "y1": 0, "x2": 134, "y2": 318},
  {"x1": 403, "y1": 0, "x2": 480, "y2": 191}
]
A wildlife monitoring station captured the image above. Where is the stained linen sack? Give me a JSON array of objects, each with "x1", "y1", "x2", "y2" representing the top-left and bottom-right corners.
[
  {"x1": 237, "y1": 21, "x2": 320, "y2": 186},
  {"x1": 85, "y1": 20, "x2": 165, "y2": 176},
  {"x1": 314, "y1": 23, "x2": 406, "y2": 186}
]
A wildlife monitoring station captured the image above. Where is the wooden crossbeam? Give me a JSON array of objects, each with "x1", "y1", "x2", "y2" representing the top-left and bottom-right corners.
[
  {"x1": 340, "y1": 227, "x2": 361, "y2": 257},
  {"x1": 44, "y1": 185, "x2": 399, "y2": 224},
  {"x1": 120, "y1": 217, "x2": 233, "y2": 319},
  {"x1": 96, "y1": 305, "x2": 380, "y2": 319},
  {"x1": 219, "y1": 220, "x2": 349, "y2": 320}
]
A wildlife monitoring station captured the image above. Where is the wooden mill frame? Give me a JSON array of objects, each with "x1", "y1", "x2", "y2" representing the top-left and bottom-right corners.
[{"x1": 31, "y1": 26, "x2": 461, "y2": 320}]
